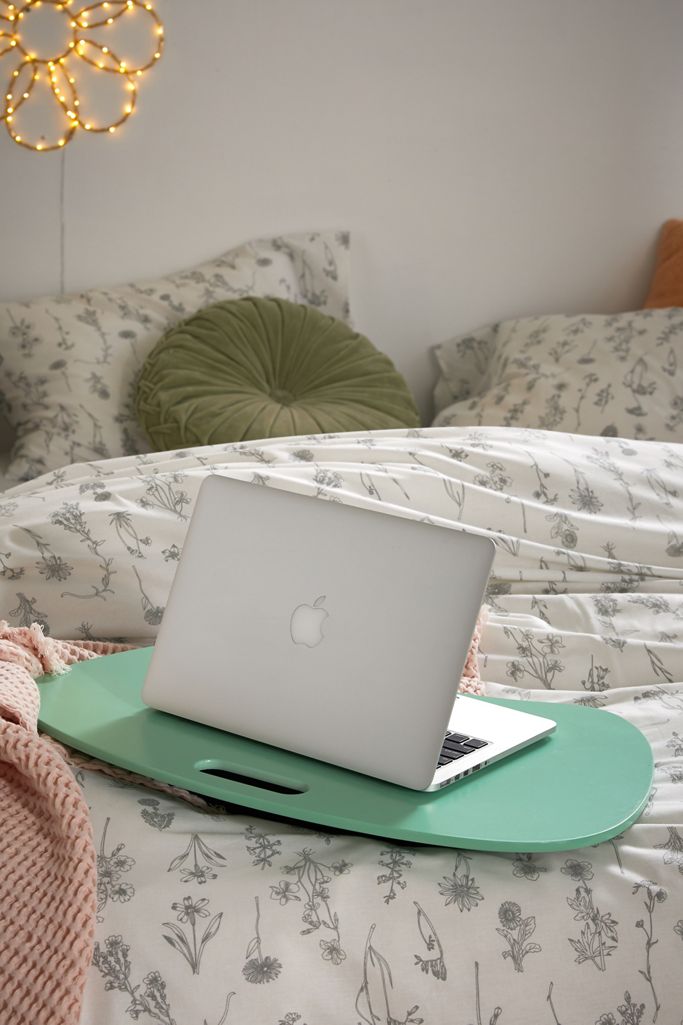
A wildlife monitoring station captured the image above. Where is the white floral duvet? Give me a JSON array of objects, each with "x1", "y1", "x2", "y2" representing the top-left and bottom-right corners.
[{"x1": 1, "y1": 426, "x2": 682, "y2": 1025}]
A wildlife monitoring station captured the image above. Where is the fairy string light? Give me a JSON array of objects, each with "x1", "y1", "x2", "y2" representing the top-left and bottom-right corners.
[{"x1": 0, "y1": 0, "x2": 163, "y2": 151}]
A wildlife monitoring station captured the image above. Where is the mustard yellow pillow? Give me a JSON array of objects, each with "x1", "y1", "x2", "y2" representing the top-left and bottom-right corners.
[{"x1": 644, "y1": 219, "x2": 683, "y2": 308}]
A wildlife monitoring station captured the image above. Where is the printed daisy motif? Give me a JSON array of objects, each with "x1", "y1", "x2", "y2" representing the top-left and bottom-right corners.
[
  {"x1": 495, "y1": 900, "x2": 542, "y2": 973},
  {"x1": 0, "y1": 0, "x2": 164, "y2": 151},
  {"x1": 243, "y1": 897, "x2": 282, "y2": 984},
  {"x1": 498, "y1": 900, "x2": 522, "y2": 929},
  {"x1": 438, "y1": 852, "x2": 484, "y2": 912}
]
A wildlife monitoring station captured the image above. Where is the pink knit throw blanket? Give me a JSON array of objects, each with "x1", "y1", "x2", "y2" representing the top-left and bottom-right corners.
[
  {"x1": 0, "y1": 616, "x2": 485, "y2": 1025},
  {"x1": 0, "y1": 622, "x2": 132, "y2": 1025}
]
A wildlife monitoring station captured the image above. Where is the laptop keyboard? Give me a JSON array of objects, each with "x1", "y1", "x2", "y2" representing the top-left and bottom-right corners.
[{"x1": 438, "y1": 731, "x2": 489, "y2": 767}]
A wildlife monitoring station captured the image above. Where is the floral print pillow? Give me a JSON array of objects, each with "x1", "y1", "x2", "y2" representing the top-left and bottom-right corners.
[
  {"x1": 432, "y1": 308, "x2": 683, "y2": 440},
  {"x1": 0, "y1": 232, "x2": 350, "y2": 484}
]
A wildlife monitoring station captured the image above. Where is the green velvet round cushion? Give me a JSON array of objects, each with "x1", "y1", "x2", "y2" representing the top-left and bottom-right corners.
[{"x1": 135, "y1": 297, "x2": 420, "y2": 448}]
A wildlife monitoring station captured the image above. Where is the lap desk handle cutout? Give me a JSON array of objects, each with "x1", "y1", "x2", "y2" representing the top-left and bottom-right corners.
[{"x1": 38, "y1": 477, "x2": 653, "y2": 851}]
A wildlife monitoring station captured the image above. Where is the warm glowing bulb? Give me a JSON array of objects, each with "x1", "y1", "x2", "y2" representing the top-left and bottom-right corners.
[{"x1": 5, "y1": 0, "x2": 163, "y2": 153}]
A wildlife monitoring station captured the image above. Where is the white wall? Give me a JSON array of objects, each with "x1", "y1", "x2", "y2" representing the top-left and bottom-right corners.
[{"x1": 1, "y1": 0, "x2": 682, "y2": 425}]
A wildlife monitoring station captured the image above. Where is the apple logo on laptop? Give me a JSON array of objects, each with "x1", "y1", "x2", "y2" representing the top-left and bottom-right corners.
[{"x1": 290, "y1": 595, "x2": 328, "y2": 647}]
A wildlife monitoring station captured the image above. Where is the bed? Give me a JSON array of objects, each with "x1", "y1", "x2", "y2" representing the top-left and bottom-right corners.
[
  {"x1": 1, "y1": 424, "x2": 682, "y2": 1025},
  {"x1": 1, "y1": 227, "x2": 682, "y2": 1025}
]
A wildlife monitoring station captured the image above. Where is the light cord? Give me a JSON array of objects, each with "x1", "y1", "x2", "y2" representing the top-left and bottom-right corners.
[{"x1": 59, "y1": 143, "x2": 65, "y2": 294}]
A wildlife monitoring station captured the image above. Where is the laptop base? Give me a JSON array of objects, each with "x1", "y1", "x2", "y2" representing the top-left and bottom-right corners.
[{"x1": 38, "y1": 648, "x2": 653, "y2": 852}]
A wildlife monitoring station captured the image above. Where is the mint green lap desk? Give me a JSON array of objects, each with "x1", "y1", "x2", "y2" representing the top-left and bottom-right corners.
[{"x1": 38, "y1": 647, "x2": 653, "y2": 852}]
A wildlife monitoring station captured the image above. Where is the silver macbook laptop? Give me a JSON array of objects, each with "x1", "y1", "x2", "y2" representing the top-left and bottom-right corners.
[{"x1": 142, "y1": 474, "x2": 555, "y2": 791}]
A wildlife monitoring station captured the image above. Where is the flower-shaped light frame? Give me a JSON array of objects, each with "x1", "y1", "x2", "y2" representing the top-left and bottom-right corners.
[{"x1": 0, "y1": 0, "x2": 163, "y2": 151}]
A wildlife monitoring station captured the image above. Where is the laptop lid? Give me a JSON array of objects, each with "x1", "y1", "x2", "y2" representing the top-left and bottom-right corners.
[{"x1": 142, "y1": 474, "x2": 495, "y2": 790}]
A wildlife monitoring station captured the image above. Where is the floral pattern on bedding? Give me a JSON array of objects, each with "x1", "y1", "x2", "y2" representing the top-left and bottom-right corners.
[
  {"x1": 432, "y1": 308, "x2": 683, "y2": 442},
  {"x1": 77, "y1": 674, "x2": 683, "y2": 1025},
  {"x1": 1, "y1": 425, "x2": 682, "y2": 1024},
  {"x1": 0, "y1": 232, "x2": 350, "y2": 485},
  {"x1": 0, "y1": 427, "x2": 681, "y2": 642}
]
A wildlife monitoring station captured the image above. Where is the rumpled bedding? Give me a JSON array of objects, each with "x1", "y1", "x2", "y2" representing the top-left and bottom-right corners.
[{"x1": 1, "y1": 426, "x2": 682, "y2": 1025}]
